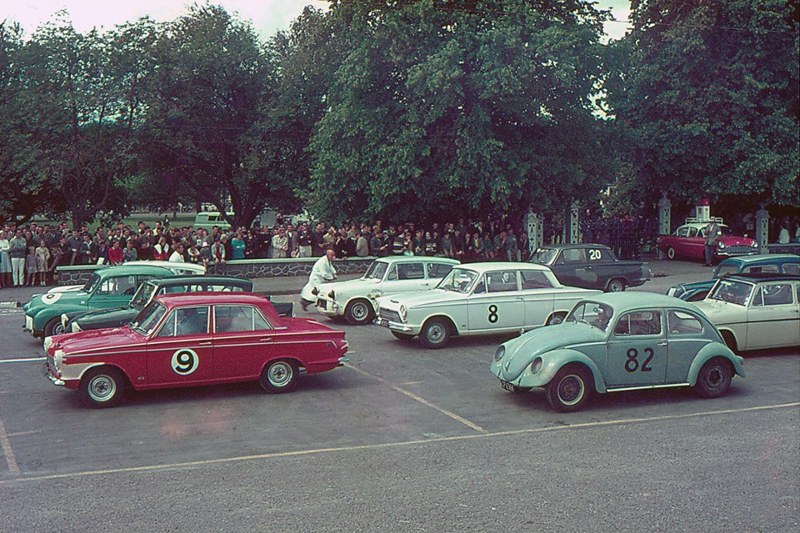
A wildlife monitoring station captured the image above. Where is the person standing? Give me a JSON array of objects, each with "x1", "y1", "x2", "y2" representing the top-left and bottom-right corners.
[
  {"x1": 9, "y1": 230, "x2": 28, "y2": 286},
  {"x1": 0, "y1": 230, "x2": 11, "y2": 288},
  {"x1": 231, "y1": 232, "x2": 246, "y2": 260},
  {"x1": 168, "y1": 242, "x2": 185, "y2": 263},
  {"x1": 35, "y1": 240, "x2": 51, "y2": 286},
  {"x1": 703, "y1": 220, "x2": 720, "y2": 266},
  {"x1": 271, "y1": 228, "x2": 289, "y2": 258},
  {"x1": 300, "y1": 249, "x2": 337, "y2": 311},
  {"x1": 297, "y1": 223, "x2": 313, "y2": 258}
]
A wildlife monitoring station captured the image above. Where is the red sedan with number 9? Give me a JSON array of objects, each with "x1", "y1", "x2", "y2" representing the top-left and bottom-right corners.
[{"x1": 44, "y1": 293, "x2": 349, "y2": 407}]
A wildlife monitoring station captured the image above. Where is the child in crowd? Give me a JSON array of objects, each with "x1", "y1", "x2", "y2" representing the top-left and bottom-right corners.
[
  {"x1": 35, "y1": 241, "x2": 51, "y2": 286},
  {"x1": 25, "y1": 246, "x2": 37, "y2": 286}
]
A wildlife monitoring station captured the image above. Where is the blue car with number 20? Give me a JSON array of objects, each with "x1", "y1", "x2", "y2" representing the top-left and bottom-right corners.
[{"x1": 490, "y1": 293, "x2": 745, "y2": 412}]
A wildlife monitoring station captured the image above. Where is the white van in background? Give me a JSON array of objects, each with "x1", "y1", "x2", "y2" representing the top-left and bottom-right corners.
[{"x1": 193, "y1": 212, "x2": 232, "y2": 231}]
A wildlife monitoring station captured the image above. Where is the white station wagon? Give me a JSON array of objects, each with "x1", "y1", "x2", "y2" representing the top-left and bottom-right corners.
[
  {"x1": 693, "y1": 273, "x2": 800, "y2": 352},
  {"x1": 314, "y1": 256, "x2": 460, "y2": 325},
  {"x1": 376, "y1": 262, "x2": 601, "y2": 348}
]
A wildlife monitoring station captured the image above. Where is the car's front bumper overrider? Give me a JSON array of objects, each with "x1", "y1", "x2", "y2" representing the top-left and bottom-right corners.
[{"x1": 375, "y1": 318, "x2": 419, "y2": 335}]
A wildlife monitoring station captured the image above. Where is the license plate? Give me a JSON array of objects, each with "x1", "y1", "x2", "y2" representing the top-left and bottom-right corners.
[{"x1": 501, "y1": 381, "x2": 515, "y2": 392}]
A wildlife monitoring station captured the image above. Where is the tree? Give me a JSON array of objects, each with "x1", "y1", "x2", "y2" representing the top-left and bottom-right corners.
[
  {"x1": 306, "y1": 0, "x2": 614, "y2": 225},
  {"x1": 140, "y1": 5, "x2": 296, "y2": 229},
  {"x1": 606, "y1": 0, "x2": 799, "y2": 208}
]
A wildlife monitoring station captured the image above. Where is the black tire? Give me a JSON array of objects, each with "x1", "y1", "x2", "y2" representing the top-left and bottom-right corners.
[
  {"x1": 392, "y1": 331, "x2": 414, "y2": 342},
  {"x1": 44, "y1": 316, "x2": 66, "y2": 337},
  {"x1": 720, "y1": 331, "x2": 738, "y2": 353},
  {"x1": 666, "y1": 247, "x2": 676, "y2": 260},
  {"x1": 546, "y1": 312, "x2": 566, "y2": 326},
  {"x1": 419, "y1": 318, "x2": 451, "y2": 349},
  {"x1": 79, "y1": 367, "x2": 126, "y2": 408},
  {"x1": 694, "y1": 358, "x2": 733, "y2": 399},
  {"x1": 606, "y1": 278, "x2": 626, "y2": 293},
  {"x1": 260, "y1": 359, "x2": 298, "y2": 394},
  {"x1": 345, "y1": 299, "x2": 375, "y2": 325},
  {"x1": 545, "y1": 365, "x2": 592, "y2": 412}
]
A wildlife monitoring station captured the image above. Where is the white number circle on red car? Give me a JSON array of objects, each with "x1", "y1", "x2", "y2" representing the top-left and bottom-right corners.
[{"x1": 171, "y1": 348, "x2": 199, "y2": 375}]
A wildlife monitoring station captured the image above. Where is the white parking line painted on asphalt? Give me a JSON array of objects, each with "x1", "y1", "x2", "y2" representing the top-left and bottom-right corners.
[
  {"x1": 346, "y1": 362, "x2": 487, "y2": 434},
  {"x1": 0, "y1": 416, "x2": 20, "y2": 476},
  {"x1": 0, "y1": 357, "x2": 46, "y2": 364},
  {"x1": 1, "y1": 401, "x2": 796, "y2": 485}
]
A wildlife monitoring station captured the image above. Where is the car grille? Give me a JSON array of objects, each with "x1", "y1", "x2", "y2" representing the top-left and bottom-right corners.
[
  {"x1": 724, "y1": 246, "x2": 755, "y2": 255},
  {"x1": 379, "y1": 309, "x2": 402, "y2": 323},
  {"x1": 317, "y1": 299, "x2": 327, "y2": 309}
]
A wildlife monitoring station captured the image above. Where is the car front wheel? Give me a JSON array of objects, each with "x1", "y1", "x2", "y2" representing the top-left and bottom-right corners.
[
  {"x1": 419, "y1": 318, "x2": 451, "y2": 349},
  {"x1": 79, "y1": 367, "x2": 126, "y2": 408},
  {"x1": 694, "y1": 358, "x2": 733, "y2": 398},
  {"x1": 260, "y1": 359, "x2": 298, "y2": 393},
  {"x1": 545, "y1": 365, "x2": 592, "y2": 412},
  {"x1": 345, "y1": 299, "x2": 375, "y2": 325},
  {"x1": 45, "y1": 316, "x2": 65, "y2": 337},
  {"x1": 666, "y1": 247, "x2": 676, "y2": 260}
]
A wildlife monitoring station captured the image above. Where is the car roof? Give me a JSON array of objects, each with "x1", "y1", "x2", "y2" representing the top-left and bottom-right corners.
[
  {"x1": 720, "y1": 254, "x2": 800, "y2": 265},
  {"x1": 94, "y1": 264, "x2": 173, "y2": 278},
  {"x1": 537, "y1": 243, "x2": 610, "y2": 251},
  {"x1": 455, "y1": 261, "x2": 552, "y2": 274},
  {"x1": 581, "y1": 292, "x2": 698, "y2": 311},
  {"x1": 721, "y1": 273, "x2": 800, "y2": 283},
  {"x1": 147, "y1": 275, "x2": 253, "y2": 287},
  {"x1": 156, "y1": 292, "x2": 269, "y2": 307},
  {"x1": 374, "y1": 256, "x2": 460, "y2": 265}
]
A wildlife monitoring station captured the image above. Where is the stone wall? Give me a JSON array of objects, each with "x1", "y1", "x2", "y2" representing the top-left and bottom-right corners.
[{"x1": 55, "y1": 257, "x2": 375, "y2": 286}]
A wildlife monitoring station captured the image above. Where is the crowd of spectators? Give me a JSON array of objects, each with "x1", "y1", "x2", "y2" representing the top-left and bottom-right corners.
[{"x1": 0, "y1": 216, "x2": 530, "y2": 288}]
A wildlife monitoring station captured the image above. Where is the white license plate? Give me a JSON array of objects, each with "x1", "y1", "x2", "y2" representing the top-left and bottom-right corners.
[{"x1": 501, "y1": 381, "x2": 515, "y2": 392}]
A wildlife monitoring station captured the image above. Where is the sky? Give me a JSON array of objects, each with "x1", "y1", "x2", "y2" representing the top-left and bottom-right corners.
[{"x1": 0, "y1": 0, "x2": 632, "y2": 41}]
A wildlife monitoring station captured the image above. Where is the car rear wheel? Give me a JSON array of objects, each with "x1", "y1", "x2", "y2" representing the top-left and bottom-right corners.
[
  {"x1": 606, "y1": 278, "x2": 626, "y2": 292},
  {"x1": 260, "y1": 359, "x2": 298, "y2": 394},
  {"x1": 44, "y1": 316, "x2": 65, "y2": 337},
  {"x1": 419, "y1": 318, "x2": 451, "y2": 349},
  {"x1": 345, "y1": 299, "x2": 374, "y2": 325},
  {"x1": 79, "y1": 367, "x2": 126, "y2": 408},
  {"x1": 694, "y1": 358, "x2": 733, "y2": 399},
  {"x1": 666, "y1": 247, "x2": 676, "y2": 260},
  {"x1": 545, "y1": 365, "x2": 592, "y2": 412},
  {"x1": 391, "y1": 331, "x2": 414, "y2": 342}
]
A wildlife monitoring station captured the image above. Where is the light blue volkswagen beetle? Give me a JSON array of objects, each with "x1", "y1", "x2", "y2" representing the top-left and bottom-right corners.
[{"x1": 490, "y1": 293, "x2": 745, "y2": 412}]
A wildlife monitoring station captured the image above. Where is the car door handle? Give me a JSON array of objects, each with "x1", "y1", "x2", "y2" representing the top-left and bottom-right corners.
[
  {"x1": 657, "y1": 341, "x2": 668, "y2": 347},
  {"x1": 260, "y1": 337, "x2": 273, "y2": 342},
  {"x1": 198, "y1": 341, "x2": 212, "y2": 346}
]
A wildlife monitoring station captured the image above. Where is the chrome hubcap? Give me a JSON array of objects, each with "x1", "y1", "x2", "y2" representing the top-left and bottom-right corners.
[
  {"x1": 269, "y1": 363, "x2": 292, "y2": 387},
  {"x1": 88, "y1": 376, "x2": 115, "y2": 401},
  {"x1": 558, "y1": 376, "x2": 583, "y2": 405}
]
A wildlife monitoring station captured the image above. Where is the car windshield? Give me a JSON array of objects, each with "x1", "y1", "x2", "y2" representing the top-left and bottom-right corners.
[
  {"x1": 713, "y1": 263, "x2": 740, "y2": 278},
  {"x1": 81, "y1": 273, "x2": 101, "y2": 293},
  {"x1": 566, "y1": 301, "x2": 614, "y2": 332},
  {"x1": 529, "y1": 248, "x2": 557, "y2": 265},
  {"x1": 708, "y1": 279, "x2": 753, "y2": 306},
  {"x1": 436, "y1": 268, "x2": 478, "y2": 293},
  {"x1": 364, "y1": 261, "x2": 389, "y2": 280},
  {"x1": 128, "y1": 283, "x2": 157, "y2": 309},
  {"x1": 130, "y1": 301, "x2": 167, "y2": 335}
]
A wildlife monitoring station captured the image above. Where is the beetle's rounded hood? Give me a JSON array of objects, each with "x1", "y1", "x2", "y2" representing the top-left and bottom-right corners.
[{"x1": 499, "y1": 322, "x2": 605, "y2": 380}]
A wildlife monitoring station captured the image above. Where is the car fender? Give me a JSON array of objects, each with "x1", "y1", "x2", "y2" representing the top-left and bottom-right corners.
[
  {"x1": 687, "y1": 342, "x2": 746, "y2": 385},
  {"x1": 518, "y1": 348, "x2": 607, "y2": 393},
  {"x1": 33, "y1": 307, "x2": 66, "y2": 332}
]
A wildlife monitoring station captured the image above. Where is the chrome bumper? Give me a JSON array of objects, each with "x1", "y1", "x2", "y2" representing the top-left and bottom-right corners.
[{"x1": 376, "y1": 318, "x2": 415, "y2": 334}]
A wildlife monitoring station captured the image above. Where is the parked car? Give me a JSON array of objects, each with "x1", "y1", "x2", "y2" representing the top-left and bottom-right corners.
[
  {"x1": 62, "y1": 275, "x2": 293, "y2": 333},
  {"x1": 23, "y1": 264, "x2": 175, "y2": 338},
  {"x1": 48, "y1": 261, "x2": 205, "y2": 294},
  {"x1": 314, "y1": 256, "x2": 460, "y2": 325},
  {"x1": 657, "y1": 219, "x2": 758, "y2": 263},
  {"x1": 376, "y1": 262, "x2": 600, "y2": 349},
  {"x1": 529, "y1": 243, "x2": 651, "y2": 292},
  {"x1": 692, "y1": 273, "x2": 800, "y2": 352},
  {"x1": 44, "y1": 293, "x2": 349, "y2": 407},
  {"x1": 490, "y1": 293, "x2": 745, "y2": 412},
  {"x1": 667, "y1": 254, "x2": 800, "y2": 301}
]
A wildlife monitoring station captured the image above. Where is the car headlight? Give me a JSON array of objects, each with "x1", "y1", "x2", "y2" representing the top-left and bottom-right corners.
[
  {"x1": 750, "y1": 241, "x2": 758, "y2": 248},
  {"x1": 54, "y1": 349, "x2": 64, "y2": 367},
  {"x1": 328, "y1": 290, "x2": 335, "y2": 299},
  {"x1": 717, "y1": 242, "x2": 726, "y2": 249},
  {"x1": 529, "y1": 357, "x2": 543, "y2": 374},
  {"x1": 399, "y1": 305, "x2": 407, "y2": 321},
  {"x1": 494, "y1": 346, "x2": 505, "y2": 362}
]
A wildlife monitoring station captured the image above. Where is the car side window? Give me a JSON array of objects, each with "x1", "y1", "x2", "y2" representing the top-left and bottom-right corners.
[
  {"x1": 782, "y1": 263, "x2": 800, "y2": 275},
  {"x1": 397, "y1": 263, "x2": 425, "y2": 280},
  {"x1": 614, "y1": 310, "x2": 662, "y2": 336},
  {"x1": 687, "y1": 227, "x2": 699, "y2": 238},
  {"x1": 561, "y1": 249, "x2": 585, "y2": 264},
  {"x1": 744, "y1": 265, "x2": 779, "y2": 274},
  {"x1": 215, "y1": 305, "x2": 271, "y2": 333},
  {"x1": 158, "y1": 306, "x2": 209, "y2": 337},
  {"x1": 667, "y1": 310, "x2": 703, "y2": 335},
  {"x1": 98, "y1": 275, "x2": 138, "y2": 296},
  {"x1": 520, "y1": 270, "x2": 553, "y2": 289},
  {"x1": 386, "y1": 265, "x2": 398, "y2": 281},
  {"x1": 676, "y1": 226, "x2": 689, "y2": 237},
  {"x1": 753, "y1": 283, "x2": 794, "y2": 306},
  {"x1": 426, "y1": 263, "x2": 453, "y2": 279},
  {"x1": 486, "y1": 270, "x2": 518, "y2": 293}
]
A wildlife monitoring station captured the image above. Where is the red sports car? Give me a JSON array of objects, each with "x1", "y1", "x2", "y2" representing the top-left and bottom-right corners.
[
  {"x1": 44, "y1": 293, "x2": 349, "y2": 407},
  {"x1": 657, "y1": 222, "x2": 758, "y2": 263}
]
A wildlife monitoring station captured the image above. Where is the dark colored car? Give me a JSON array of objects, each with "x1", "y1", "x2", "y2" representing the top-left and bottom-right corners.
[
  {"x1": 667, "y1": 254, "x2": 800, "y2": 301},
  {"x1": 64, "y1": 275, "x2": 293, "y2": 332},
  {"x1": 529, "y1": 244, "x2": 652, "y2": 292}
]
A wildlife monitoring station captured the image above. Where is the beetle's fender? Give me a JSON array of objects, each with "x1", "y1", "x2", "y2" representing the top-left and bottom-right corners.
[
  {"x1": 517, "y1": 348, "x2": 607, "y2": 394},
  {"x1": 687, "y1": 342, "x2": 746, "y2": 385}
]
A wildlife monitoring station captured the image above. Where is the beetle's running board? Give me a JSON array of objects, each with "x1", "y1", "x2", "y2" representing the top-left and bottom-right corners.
[{"x1": 606, "y1": 382, "x2": 690, "y2": 393}]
